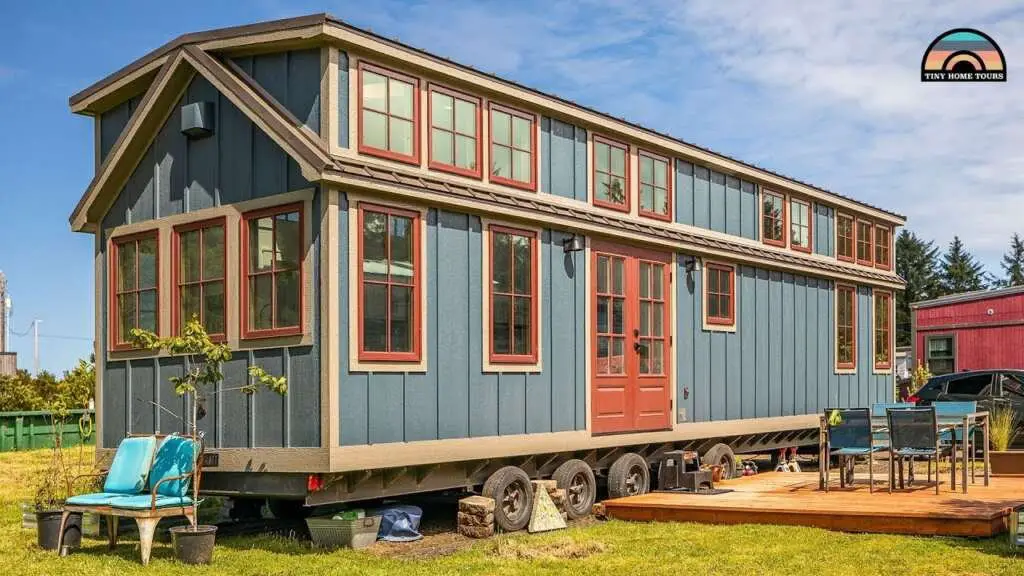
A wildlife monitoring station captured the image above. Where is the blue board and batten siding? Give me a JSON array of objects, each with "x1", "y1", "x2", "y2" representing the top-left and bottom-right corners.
[
  {"x1": 676, "y1": 161, "x2": 759, "y2": 241},
  {"x1": 338, "y1": 199, "x2": 587, "y2": 446},
  {"x1": 677, "y1": 261, "x2": 889, "y2": 424},
  {"x1": 540, "y1": 117, "x2": 587, "y2": 201},
  {"x1": 814, "y1": 204, "x2": 835, "y2": 257},
  {"x1": 98, "y1": 50, "x2": 323, "y2": 449}
]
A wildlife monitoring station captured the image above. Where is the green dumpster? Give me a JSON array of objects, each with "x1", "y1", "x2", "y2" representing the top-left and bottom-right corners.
[{"x1": 0, "y1": 409, "x2": 95, "y2": 452}]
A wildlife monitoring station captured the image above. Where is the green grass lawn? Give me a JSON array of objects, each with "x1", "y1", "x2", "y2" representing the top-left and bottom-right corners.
[{"x1": 1, "y1": 448, "x2": 1022, "y2": 575}]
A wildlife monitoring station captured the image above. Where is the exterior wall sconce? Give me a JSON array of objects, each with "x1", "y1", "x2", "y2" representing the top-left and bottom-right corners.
[
  {"x1": 682, "y1": 255, "x2": 698, "y2": 274},
  {"x1": 562, "y1": 234, "x2": 584, "y2": 253}
]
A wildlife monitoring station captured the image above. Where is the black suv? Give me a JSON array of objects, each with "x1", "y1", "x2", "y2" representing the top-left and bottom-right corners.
[{"x1": 915, "y1": 369, "x2": 1024, "y2": 416}]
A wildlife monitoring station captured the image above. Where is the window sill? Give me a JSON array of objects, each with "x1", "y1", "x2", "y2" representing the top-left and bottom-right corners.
[
  {"x1": 358, "y1": 144, "x2": 420, "y2": 167},
  {"x1": 241, "y1": 327, "x2": 303, "y2": 340},
  {"x1": 835, "y1": 365, "x2": 857, "y2": 375},
  {"x1": 703, "y1": 321, "x2": 736, "y2": 333},
  {"x1": 638, "y1": 209, "x2": 672, "y2": 223},
  {"x1": 762, "y1": 238, "x2": 787, "y2": 248},
  {"x1": 593, "y1": 199, "x2": 630, "y2": 214},
  {"x1": 429, "y1": 160, "x2": 482, "y2": 180},
  {"x1": 792, "y1": 245, "x2": 812, "y2": 254},
  {"x1": 491, "y1": 175, "x2": 537, "y2": 192}
]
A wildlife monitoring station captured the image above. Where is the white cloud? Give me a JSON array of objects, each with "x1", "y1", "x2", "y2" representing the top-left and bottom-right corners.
[{"x1": 331, "y1": 0, "x2": 1024, "y2": 272}]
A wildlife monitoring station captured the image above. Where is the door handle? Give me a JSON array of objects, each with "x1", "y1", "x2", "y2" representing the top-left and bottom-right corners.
[{"x1": 633, "y1": 341, "x2": 645, "y2": 353}]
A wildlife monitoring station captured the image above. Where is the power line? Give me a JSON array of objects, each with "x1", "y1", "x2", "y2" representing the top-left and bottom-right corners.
[{"x1": 11, "y1": 332, "x2": 92, "y2": 342}]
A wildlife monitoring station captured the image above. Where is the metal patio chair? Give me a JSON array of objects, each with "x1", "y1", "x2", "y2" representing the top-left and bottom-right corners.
[
  {"x1": 824, "y1": 408, "x2": 884, "y2": 493},
  {"x1": 887, "y1": 407, "x2": 943, "y2": 495}
]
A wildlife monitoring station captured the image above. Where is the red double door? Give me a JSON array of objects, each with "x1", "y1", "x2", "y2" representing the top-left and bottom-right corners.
[{"x1": 591, "y1": 241, "x2": 672, "y2": 434}]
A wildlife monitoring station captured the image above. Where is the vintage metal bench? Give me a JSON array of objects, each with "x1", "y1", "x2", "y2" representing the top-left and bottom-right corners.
[{"x1": 58, "y1": 434, "x2": 202, "y2": 565}]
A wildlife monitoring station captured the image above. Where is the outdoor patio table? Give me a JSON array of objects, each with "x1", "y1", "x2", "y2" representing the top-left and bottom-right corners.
[{"x1": 818, "y1": 411, "x2": 989, "y2": 494}]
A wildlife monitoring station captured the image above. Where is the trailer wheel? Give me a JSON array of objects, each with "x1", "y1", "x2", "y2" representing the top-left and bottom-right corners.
[
  {"x1": 552, "y1": 459, "x2": 596, "y2": 519},
  {"x1": 482, "y1": 466, "x2": 534, "y2": 532},
  {"x1": 702, "y1": 443, "x2": 737, "y2": 479},
  {"x1": 607, "y1": 453, "x2": 650, "y2": 498},
  {"x1": 268, "y1": 498, "x2": 312, "y2": 520}
]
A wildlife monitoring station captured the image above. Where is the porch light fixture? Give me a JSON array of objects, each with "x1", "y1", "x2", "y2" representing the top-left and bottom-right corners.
[
  {"x1": 562, "y1": 234, "x2": 584, "y2": 253},
  {"x1": 682, "y1": 255, "x2": 698, "y2": 274}
]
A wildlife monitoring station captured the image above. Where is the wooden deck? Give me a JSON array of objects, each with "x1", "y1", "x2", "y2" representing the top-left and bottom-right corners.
[{"x1": 603, "y1": 472, "x2": 1024, "y2": 537}]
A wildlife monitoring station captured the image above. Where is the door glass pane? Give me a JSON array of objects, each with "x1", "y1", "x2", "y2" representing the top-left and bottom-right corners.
[
  {"x1": 275, "y1": 269, "x2": 300, "y2": 328},
  {"x1": 612, "y1": 298, "x2": 624, "y2": 334},
  {"x1": 612, "y1": 258, "x2": 624, "y2": 295},
  {"x1": 138, "y1": 238, "x2": 158, "y2": 289},
  {"x1": 431, "y1": 92, "x2": 453, "y2": 129},
  {"x1": 250, "y1": 216, "x2": 274, "y2": 273},
  {"x1": 180, "y1": 230, "x2": 200, "y2": 283},
  {"x1": 651, "y1": 340, "x2": 664, "y2": 375},
  {"x1": 249, "y1": 275, "x2": 273, "y2": 330},
  {"x1": 597, "y1": 336, "x2": 609, "y2": 374},
  {"x1": 652, "y1": 265, "x2": 663, "y2": 299},
  {"x1": 390, "y1": 285, "x2": 413, "y2": 352},
  {"x1": 639, "y1": 263, "x2": 650, "y2": 298},
  {"x1": 652, "y1": 302, "x2": 664, "y2": 336},
  {"x1": 204, "y1": 281, "x2": 225, "y2": 335},
  {"x1": 640, "y1": 301, "x2": 650, "y2": 336},
  {"x1": 390, "y1": 215, "x2": 414, "y2": 284},
  {"x1": 639, "y1": 340, "x2": 650, "y2": 375},
  {"x1": 513, "y1": 297, "x2": 531, "y2": 355},
  {"x1": 275, "y1": 212, "x2": 300, "y2": 270},
  {"x1": 596, "y1": 297, "x2": 609, "y2": 333},
  {"x1": 202, "y1": 226, "x2": 224, "y2": 279},
  {"x1": 362, "y1": 109, "x2": 387, "y2": 149},
  {"x1": 362, "y1": 211, "x2": 388, "y2": 282},
  {"x1": 492, "y1": 294, "x2": 511, "y2": 354},
  {"x1": 432, "y1": 129, "x2": 453, "y2": 165},
  {"x1": 138, "y1": 289, "x2": 157, "y2": 332},
  {"x1": 117, "y1": 242, "x2": 136, "y2": 291},
  {"x1": 492, "y1": 232, "x2": 511, "y2": 293},
  {"x1": 597, "y1": 256, "x2": 609, "y2": 293},
  {"x1": 611, "y1": 338, "x2": 625, "y2": 374},
  {"x1": 362, "y1": 283, "x2": 388, "y2": 351}
]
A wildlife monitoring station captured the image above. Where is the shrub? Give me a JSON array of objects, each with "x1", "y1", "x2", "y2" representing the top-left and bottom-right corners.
[{"x1": 989, "y1": 405, "x2": 1019, "y2": 452}]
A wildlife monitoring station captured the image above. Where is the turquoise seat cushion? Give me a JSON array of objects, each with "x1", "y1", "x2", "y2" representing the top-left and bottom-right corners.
[
  {"x1": 103, "y1": 436, "x2": 157, "y2": 494},
  {"x1": 66, "y1": 492, "x2": 133, "y2": 506},
  {"x1": 149, "y1": 436, "x2": 198, "y2": 498},
  {"x1": 109, "y1": 495, "x2": 196, "y2": 510},
  {"x1": 831, "y1": 447, "x2": 883, "y2": 456}
]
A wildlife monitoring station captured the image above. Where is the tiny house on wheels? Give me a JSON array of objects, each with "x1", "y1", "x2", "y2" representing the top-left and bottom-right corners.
[{"x1": 69, "y1": 14, "x2": 905, "y2": 528}]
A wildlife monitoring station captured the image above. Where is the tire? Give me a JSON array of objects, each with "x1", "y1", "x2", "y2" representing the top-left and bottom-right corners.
[
  {"x1": 482, "y1": 466, "x2": 535, "y2": 532},
  {"x1": 267, "y1": 498, "x2": 312, "y2": 520},
  {"x1": 607, "y1": 453, "x2": 650, "y2": 498},
  {"x1": 552, "y1": 459, "x2": 597, "y2": 519},
  {"x1": 702, "y1": 443, "x2": 737, "y2": 479}
]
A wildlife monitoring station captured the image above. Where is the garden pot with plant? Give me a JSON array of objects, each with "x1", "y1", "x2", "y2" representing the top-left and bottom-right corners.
[
  {"x1": 130, "y1": 319, "x2": 286, "y2": 565},
  {"x1": 988, "y1": 405, "x2": 1024, "y2": 476},
  {"x1": 31, "y1": 407, "x2": 95, "y2": 551}
]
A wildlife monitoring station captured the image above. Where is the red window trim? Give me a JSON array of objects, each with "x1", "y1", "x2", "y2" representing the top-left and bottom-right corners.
[
  {"x1": 704, "y1": 262, "x2": 736, "y2": 326},
  {"x1": 487, "y1": 224, "x2": 539, "y2": 364},
  {"x1": 172, "y1": 217, "x2": 227, "y2": 342},
  {"x1": 488, "y1": 102, "x2": 537, "y2": 192},
  {"x1": 357, "y1": 61, "x2": 421, "y2": 166},
  {"x1": 427, "y1": 83, "x2": 482, "y2": 179},
  {"x1": 789, "y1": 198, "x2": 813, "y2": 254},
  {"x1": 856, "y1": 218, "x2": 874, "y2": 266},
  {"x1": 874, "y1": 225, "x2": 892, "y2": 270},
  {"x1": 637, "y1": 149, "x2": 672, "y2": 222},
  {"x1": 357, "y1": 202, "x2": 423, "y2": 363},
  {"x1": 762, "y1": 189, "x2": 787, "y2": 248},
  {"x1": 591, "y1": 134, "x2": 631, "y2": 213},
  {"x1": 239, "y1": 202, "x2": 305, "y2": 340},
  {"x1": 874, "y1": 290, "x2": 893, "y2": 370},
  {"x1": 109, "y1": 230, "x2": 160, "y2": 352},
  {"x1": 836, "y1": 212, "x2": 855, "y2": 263},
  {"x1": 836, "y1": 284, "x2": 857, "y2": 369}
]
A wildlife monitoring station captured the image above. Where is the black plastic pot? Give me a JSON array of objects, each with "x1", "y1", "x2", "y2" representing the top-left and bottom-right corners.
[
  {"x1": 36, "y1": 510, "x2": 82, "y2": 551},
  {"x1": 170, "y1": 525, "x2": 217, "y2": 564}
]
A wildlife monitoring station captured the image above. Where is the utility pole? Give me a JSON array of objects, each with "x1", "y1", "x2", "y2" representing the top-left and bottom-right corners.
[{"x1": 32, "y1": 319, "x2": 41, "y2": 374}]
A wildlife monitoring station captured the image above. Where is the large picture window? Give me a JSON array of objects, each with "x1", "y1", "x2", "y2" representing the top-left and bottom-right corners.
[
  {"x1": 488, "y1": 226, "x2": 537, "y2": 363},
  {"x1": 790, "y1": 199, "x2": 811, "y2": 252},
  {"x1": 489, "y1": 103, "x2": 535, "y2": 190},
  {"x1": 874, "y1": 290, "x2": 892, "y2": 370},
  {"x1": 174, "y1": 218, "x2": 226, "y2": 339},
  {"x1": 762, "y1": 190, "x2": 786, "y2": 247},
  {"x1": 705, "y1": 263, "x2": 735, "y2": 327},
  {"x1": 111, "y1": 232, "x2": 159, "y2": 348},
  {"x1": 428, "y1": 85, "x2": 480, "y2": 178},
  {"x1": 837, "y1": 213, "x2": 854, "y2": 262},
  {"x1": 242, "y1": 204, "x2": 303, "y2": 338},
  {"x1": 875, "y1": 225, "x2": 891, "y2": 270},
  {"x1": 836, "y1": 284, "x2": 857, "y2": 369},
  {"x1": 359, "y1": 204, "x2": 421, "y2": 361},
  {"x1": 856, "y1": 219, "x2": 873, "y2": 265},
  {"x1": 359, "y1": 63, "x2": 419, "y2": 164},
  {"x1": 593, "y1": 136, "x2": 629, "y2": 212},
  {"x1": 638, "y1": 150, "x2": 670, "y2": 220}
]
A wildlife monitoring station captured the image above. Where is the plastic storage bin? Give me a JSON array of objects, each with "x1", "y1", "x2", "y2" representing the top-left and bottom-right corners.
[{"x1": 306, "y1": 515, "x2": 381, "y2": 549}]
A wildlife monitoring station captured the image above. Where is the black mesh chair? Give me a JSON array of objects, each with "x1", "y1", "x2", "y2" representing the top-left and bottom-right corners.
[
  {"x1": 824, "y1": 408, "x2": 883, "y2": 492},
  {"x1": 887, "y1": 407, "x2": 942, "y2": 495}
]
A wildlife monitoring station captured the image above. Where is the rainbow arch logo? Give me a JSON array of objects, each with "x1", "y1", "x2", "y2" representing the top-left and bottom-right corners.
[{"x1": 922, "y1": 28, "x2": 1006, "y2": 82}]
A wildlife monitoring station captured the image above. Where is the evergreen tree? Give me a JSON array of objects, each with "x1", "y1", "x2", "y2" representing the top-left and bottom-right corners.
[
  {"x1": 1001, "y1": 233, "x2": 1024, "y2": 287},
  {"x1": 895, "y1": 230, "x2": 940, "y2": 346},
  {"x1": 939, "y1": 235, "x2": 987, "y2": 295}
]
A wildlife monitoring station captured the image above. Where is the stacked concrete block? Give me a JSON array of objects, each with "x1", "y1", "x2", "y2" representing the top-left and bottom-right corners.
[{"x1": 458, "y1": 495, "x2": 495, "y2": 539}]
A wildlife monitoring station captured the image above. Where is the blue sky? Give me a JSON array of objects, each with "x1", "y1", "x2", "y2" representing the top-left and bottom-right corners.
[{"x1": 0, "y1": 0, "x2": 1021, "y2": 374}]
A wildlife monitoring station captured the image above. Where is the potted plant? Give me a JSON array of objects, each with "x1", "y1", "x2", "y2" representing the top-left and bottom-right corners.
[
  {"x1": 131, "y1": 318, "x2": 286, "y2": 564},
  {"x1": 988, "y1": 405, "x2": 1024, "y2": 476},
  {"x1": 32, "y1": 406, "x2": 95, "y2": 551}
]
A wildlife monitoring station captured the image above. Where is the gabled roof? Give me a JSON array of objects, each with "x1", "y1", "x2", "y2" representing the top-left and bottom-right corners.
[
  {"x1": 70, "y1": 45, "x2": 332, "y2": 232},
  {"x1": 911, "y1": 284, "x2": 1024, "y2": 309},
  {"x1": 69, "y1": 13, "x2": 905, "y2": 224}
]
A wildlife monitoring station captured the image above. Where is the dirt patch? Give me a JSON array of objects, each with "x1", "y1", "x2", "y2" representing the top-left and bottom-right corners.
[{"x1": 489, "y1": 535, "x2": 608, "y2": 560}]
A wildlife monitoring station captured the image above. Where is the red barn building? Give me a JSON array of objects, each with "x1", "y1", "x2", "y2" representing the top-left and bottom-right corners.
[{"x1": 912, "y1": 285, "x2": 1024, "y2": 375}]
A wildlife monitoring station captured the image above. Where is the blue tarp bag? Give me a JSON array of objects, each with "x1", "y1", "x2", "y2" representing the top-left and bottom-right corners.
[{"x1": 374, "y1": 504, "x2": 423, "y2": 542}]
